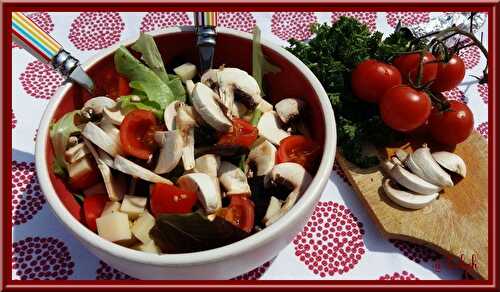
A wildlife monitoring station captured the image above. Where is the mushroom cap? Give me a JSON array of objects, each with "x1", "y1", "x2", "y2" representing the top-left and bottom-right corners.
[
  {"x1": 192, "y1": 82, "x2": 232, "y2": 132},
  {"x1": 154, "y1": 130, "x2": 184, "y2": 174},
  {"x1": 177, "y1": 173, "x2": 222, "y2": 213},
  {"x1": 257, "y1": 111, "x2": 290, "y2": 145},
  {"x1": 275, "y1": 98, "x2": 305, "y2": 124},
  {"x1": 83, "y1": 96, "x2": 116, "y2": 115},
  {"x1": 218, "y1": 161, "x2": 251, "y2": 196},
  {"x1": 247, "y1": 140, "x2": 277, "y2": 176}
]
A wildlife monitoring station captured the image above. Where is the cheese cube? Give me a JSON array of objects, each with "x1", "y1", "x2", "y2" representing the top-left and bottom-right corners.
[
  {"x1": 120, "y1": 195, "x2": 147, "y2": 219},
  {"x1": 131, "y1": 211, "x2": 155, "y2": 244},
  {"x1": 68, "y1": 156, "x2": 94, "y2": 180},
  {"x1": 101, "y1": 201, "x2": 121, "y2": 216},
  {"x1": 137, "y1": 240, "x2": 161, "y2": 254},
  {"x1": 96, "y1": 212, "x2": 131, "y2": 242},
  {"x1": 173, "y1": 62, "x2": 197, "y2": 82}
]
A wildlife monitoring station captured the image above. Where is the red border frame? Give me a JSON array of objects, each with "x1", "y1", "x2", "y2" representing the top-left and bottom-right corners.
[{"x1": 1, "y1": 1, "x2": 499, "y2": 291}]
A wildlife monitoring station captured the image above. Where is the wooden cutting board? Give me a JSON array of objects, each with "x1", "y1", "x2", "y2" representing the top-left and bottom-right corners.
[{"x1": 336, "y1": 131, "x2": 488, "y2": 279}]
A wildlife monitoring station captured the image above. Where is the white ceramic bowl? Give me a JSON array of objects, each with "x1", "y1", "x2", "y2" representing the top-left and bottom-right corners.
[{"x1": 35, "y1": 27, "x2": 336, "y2": 279}]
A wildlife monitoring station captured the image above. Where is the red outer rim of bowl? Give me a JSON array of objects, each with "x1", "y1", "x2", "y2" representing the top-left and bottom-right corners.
[{"x1": 35, "y1": 26, "x2": 336, "y2": 267}]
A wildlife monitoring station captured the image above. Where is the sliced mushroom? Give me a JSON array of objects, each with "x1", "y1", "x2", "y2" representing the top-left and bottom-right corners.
[
  {"x1": 99, "y1": 117, "x2": 122, "y2": 152},
  {"x1": 83, "y1": 138, "x2": 126, "y2": 201},
  {"x1": 390, "y1": 165, "x2": 442, "y2": 195},
  {"x1": 103, "y1": 107, "x2": 125, "y2": 126},
  {"x1": 262, "y1": 196, "x2": 282, "y2": 225},
  {"x1": 192, "y1": 82, "x2": 232, "y2": 132},
  {"x1": 113, "y1": 155, "x2": 172, "y2": 185},
  {"x1": 164, "y1": 101, "x2": 181, "y2": 131},
  {"x1": 83, "y1": 96, "x2": 116, "y2": 115},
  {"x1": 382, "y1": 179, "x2": 438, "y2": 210},
  {"x1": 177, "y1": 173, "x2": 222, "y2": 213},
  {"x1": 194, "y1": 154, "x2": 221, "y2": 177},
  {"x1": 275, "y1": 98, "x2": 305, "y2": 124},
  {"x1": 432, "y1": 151, "x2": 467, "y2": 177},
  {"x1": 264, "y1": 162, "x2": 312, "y2": 225},
  {"x1": 218, "y1": 161, "x2": 251, "y2": 196},
  {"x1": 153, "y1": 130, "x2": 183, "y2": 174},
  {"x1": 97, "y1": 148, "x2": 115, "y2": 169},
  {"x1": 257, "y1": 111, "x2": 290, "y2": 145},
  {"x1": 255, "y1": 99, "x2": 274, "y2": 113},
  {"x1": 64, "y1": 143, "x2": 90, "y2": 164},
  {"x1": 82, "y1": 122, "x2": 121, "y2": 157},
  {"x1": 411, "y1": 145, "x2": 453, "y2": 187},
  {"x1": 176, "y1": 104, "x2": 198, "y2": 171},
  {"x1": 185, "y1": 80, "x2": 195, "y2": 98},
  {"x1": 246, "y1": 140, "x2": 277, "y2": 177}
]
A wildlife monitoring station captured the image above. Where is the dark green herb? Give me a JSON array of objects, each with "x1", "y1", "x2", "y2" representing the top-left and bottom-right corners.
[
  {"x1": 287, "y1": 17, "x2": 414, "y2": 167},
  {"x1": 150, "y1": 211, "x2": 250, "y2": 253}
]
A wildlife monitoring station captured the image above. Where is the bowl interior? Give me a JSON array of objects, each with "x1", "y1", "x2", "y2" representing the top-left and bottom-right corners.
[{"x1": 45, "y1": 30, "x2": 326, "y2": 231}]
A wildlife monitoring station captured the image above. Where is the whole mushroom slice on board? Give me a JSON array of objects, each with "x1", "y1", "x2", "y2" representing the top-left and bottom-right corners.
[
  {"x1": 113, "y1": 155, "x2": 172, "y2": 185},
  {"x1": 82, "y1": 122, "x2": 121, "y2": 157},
  {"x1": 382, "y1": 179, "x2": 439, "y2": 209},
  {"x1": 389, "y1": 164, "x2": 442, "y2": 195},
  {"x1": 432, "y1": 151, "x2": 467, "y2": 177},
  {"x1": 411, "y1": 145, "x2": 453, "y2": 187},
  {"x1": 192, "y1": 82, "x2": 232, "y2": 132},
  {"x1": 246, "y1": 140, "x2": 277, "y2": 177},
  {"x1": 153, "y1": 131, "x2": 184, "y2": 174},
  {"x1": 83, "y1": 138, "x2": 126, "y2": 201},
  {"x1": 218, "y1": 161, "x2": 251, "y2": 196},
  {"x1": 257, "y1": 111, "x2": 290, "y2": 145},
  {"x1": 177, "y1": 173, "x2": 222, "y2": 214},
  {"x1": 263, "y1": 162, "x2": 312, "y2": 226}
]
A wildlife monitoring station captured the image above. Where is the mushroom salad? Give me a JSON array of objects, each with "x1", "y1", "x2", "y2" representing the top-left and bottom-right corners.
[{"x1": 49, "y1": 32, "x2": 321, "y2": 254}]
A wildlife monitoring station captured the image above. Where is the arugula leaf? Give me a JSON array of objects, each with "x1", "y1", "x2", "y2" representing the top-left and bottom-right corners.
[
  {"x1": 252, "y1": 26, "x2": 281, "y2": 90},
  {"x1": 114, "y1": 46, "x2": 175, "y2": 110},
  {"x1": 49, "y1": 110, "x2": 81, "y2": 177},
  {"x1": 131, "y1": 33, "x2": 170, "y2": 84},
  {"x1": 150, "y1": 211, "x2": 250, "y2": 253},
  {"x1": 166, "y1": 76, "x2": 186, "y2": 103},
  {"x1": 118, "y1": 95, "x2": 163, "y2": 120}
]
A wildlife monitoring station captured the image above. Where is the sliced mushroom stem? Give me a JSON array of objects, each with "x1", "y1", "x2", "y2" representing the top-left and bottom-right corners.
[
  {"x1": 154, "y1": 130, "x2": 183, "y2": 174},
  {"x1": 113, "y1": 155, "x2": 172, "y2": 185}
]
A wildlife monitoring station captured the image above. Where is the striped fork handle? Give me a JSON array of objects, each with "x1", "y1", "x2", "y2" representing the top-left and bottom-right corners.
[{"x1": 194, "y1": 12, "x2": 218, "y2": 27}]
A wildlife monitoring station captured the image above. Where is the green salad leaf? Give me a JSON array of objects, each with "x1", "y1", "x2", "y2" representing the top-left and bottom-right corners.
[
  {"x1": 252, "y1": 26, "x2": 281, "y2": 90},
  {"x1": 49, "y1": 110, "x2": 81, "y2": 177},
  {"x1": 118, "y1": 95, "x2": 164, "y2": 120},
  {"x1": 114, "y1": 46, "x2": 175, "y2": 110},
  {"x1": 166, "y1": 76, "x2": 186, "y2": 102},
  {"x1": 150, "y1": 211, "x2": 250, "y2": 253},
  {"x1": 131, "y1": 33, "x2": 170, "y2": 84}
]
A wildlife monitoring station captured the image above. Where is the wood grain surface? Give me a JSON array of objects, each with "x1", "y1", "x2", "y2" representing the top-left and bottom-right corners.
[{"x1": 337, "y1": 131, "x2": 488, "y2": 279}]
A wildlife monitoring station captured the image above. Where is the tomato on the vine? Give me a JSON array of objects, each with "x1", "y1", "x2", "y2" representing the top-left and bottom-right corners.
[
  {"x1": 379, "y1": 85, "x2": 432, "y2": 132},
  {"x1": 393, "y1": 52, "x2": 438, "y2": 85},
  {"x1": 351, "y1": 59, "x2": 402, "y2": 103},
  {"x1": 428, "y1": 100, "x2": 474, "y2": 145},
  {"x1": 430, "y1": 54, "x2": 466, "y2": 92}
]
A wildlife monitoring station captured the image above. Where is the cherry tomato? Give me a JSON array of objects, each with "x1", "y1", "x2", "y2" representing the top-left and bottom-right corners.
[
  {"x1": 393, "y1": 52, "x2": 438, "y2": 85},
  {"x1": 120, "y1": 109, "x2": 158, "y2": 160},
  {"x1": 277, "y1": 135, "x2": 321, "y2": 171},
  {"x1": 69, "y1": 161, "x2": 100, "y2": 190},
  {"x1": 150, "y1": 183, "x2": 198, "y2": 217},
  {"x1": 218, "y1": 196, "x2": 255, "y2": 233},
  {"x1": 351, "y1": 59, "x2": 402, "y2": 103},
  {"x1": 218, "y1": 118, "x2": 258, "y2": 148},
  {"x1": 430, "y1": 54, "x2": 466, "y2": 92},
  {"x1": 428, "y1": 100, "x2": 474, "y2": 145},
  {"x1": 83, "y1": 193, "x2": 108, "y2": 232},
  {"x1": 379, "y1": 85, "x2": 432, "y2": 132}
]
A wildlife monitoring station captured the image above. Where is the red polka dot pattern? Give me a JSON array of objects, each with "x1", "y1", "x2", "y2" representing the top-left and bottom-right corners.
[
  {"x1": 140, "y1": 12, "x2": 192, "y2": 32},
  {"x1": 333, "y1": 161, "x2": 350, "y2": 185},
  {"x1": 231, "y1": 261, "x2": 271, "y2": 280},
  {"x1": 389, "y1": 239, "x2": 441, "y2": 263},
  {"x1": 12, "y1": 12, "x2": 54, "y2": 49},
  {"x1": 271, "y1": 12, "x2": 317, "y2": 41},
  {"x1": 293, "y1": 201, "x2": 366, "y2": 277},
  {"x1": 443, "y1": 88, "x2": 466, "y2": 103},
  {"x1": 12, "y1": 109, "x2": 17, "y2": 129},
  {"x1": 218, "y1": 12, "x2": 257, "y2": 33},
  {"x1": 386, "y1": 12, "x2": 430, "y2": 28},
  {"x1": 19, "y1": 61, "x2": 64, "y2": 100},
  {"x1": 96, "y1": 261, "x2": 136, "y2": 280},
  {"x1": 12, "y1": 161, "x2": 45, "y2": 225},
  {"x1": 69, "y1": 12, "x2": 124, "y2": 50},
  {"x1": 459, "y1": 45, "x2": 481, "y2": 69},
  {"x1": 12, "y1": 237, "x2": 74, "y2": 280},
  {"x1": 478, "y1": 83, "x2": 488, "y2": 104},
  {"x1": 331, "y1": 12, "x2": 377, "y2": 31},
  {"x1": 379, "y1": 271, "x2": 419, "y2": 280},
  {"x1": 477, "y1": 122, "x2": 488, "y2": 139}
]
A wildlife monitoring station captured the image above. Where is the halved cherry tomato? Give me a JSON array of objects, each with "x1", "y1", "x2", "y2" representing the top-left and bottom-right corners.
[
  {"x1": 430, "y1": 54, "x2": 466, "y2": 92},
  {"x1": 428, "y1": 100, "x2": 474, "y2": 145},
  {"x1": 351, "y1": 59, "x2": 402, "y2": 103},
  {"x1": 218, "y1": 196, "x2": 255, "y2": 233},
  {"x1": 393, "y1": 52, "x2": 438, "y2": 85},
  {"x1": 277, "y1": 135, "x2": 321, "y2": 171},
  {"x1": 379, "y1": 85, "x2": 432, "y2": 132},
  {"x1": 83, "y1": 193, "x2": 108, "y2": 232},
  {"x1": 150, "y1": 183, "x2": 198, "y2": 217},
  {"x1": 69, "y1": 161, "x2": 100, "y2": 191},
  {"x1": 218, "y1": 118, "x2": 258, "y2": 148},
  {"x1": 120, "y1": 109, "x2": 158, "y2": 160}
]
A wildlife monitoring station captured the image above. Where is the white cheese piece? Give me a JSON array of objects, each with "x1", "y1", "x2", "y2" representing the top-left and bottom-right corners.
[
  {"x1": 96, "y1": 212, "x2": 132, "y2": 242},
  {"x1": 173, "y1": 62, "x2": 197, "y2": 82},
  {"x1": 120, "y1": 195, "x2": 147, "y2": 220},
  {"x1": 101, "y1": 201, "x2": 121, "y2": 216},
  {"x1": 131, "y1": 211, "x2": 155, "y2": 244},
  {"x1": 136, "y1": 240, "x2": 161, "y2": 254},
  {"x1": 67, "y1": 156, "x2": 94, "y2": 181}
]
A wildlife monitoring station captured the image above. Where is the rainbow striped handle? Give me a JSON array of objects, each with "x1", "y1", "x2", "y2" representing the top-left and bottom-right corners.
[
  {"x1": 194, "y1": 12, "x2": 218, "y2": 27},
  {"x1": 12, "y1": 12, "x2": 62, "y2": 62}
]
